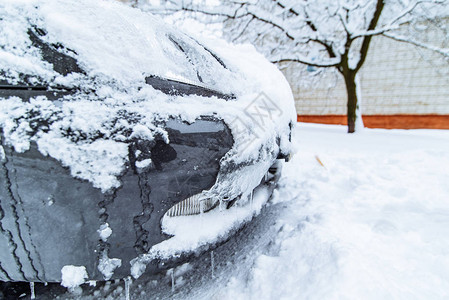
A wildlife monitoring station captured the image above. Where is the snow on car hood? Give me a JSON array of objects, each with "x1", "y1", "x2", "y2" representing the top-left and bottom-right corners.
[{"x1": 0, "y1": 0, "x2": 296, "y2": 193}]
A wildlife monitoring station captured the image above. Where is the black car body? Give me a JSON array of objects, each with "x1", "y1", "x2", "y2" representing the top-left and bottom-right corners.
[{"x1": 0, "y1": 0, "x2": 295, "y2": 283}]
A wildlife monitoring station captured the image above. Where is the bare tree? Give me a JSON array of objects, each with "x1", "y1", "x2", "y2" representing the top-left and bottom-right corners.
[{"x1": 140, "y1": 0, "x2": 449, "y2": 133}]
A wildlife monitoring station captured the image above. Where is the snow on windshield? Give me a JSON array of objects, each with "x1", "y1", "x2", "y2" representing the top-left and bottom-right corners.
[{"x1": 0, "y1": 0, "x2": 238, "y2": 92}]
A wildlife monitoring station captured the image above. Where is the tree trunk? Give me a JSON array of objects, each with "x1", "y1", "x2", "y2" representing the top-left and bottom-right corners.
[
  {"x1": 343, "y1": 71, "x2": 358, "y2": 133},
  {"x1": 354, "y1": 74, "x2": 364, "y2": 130}
]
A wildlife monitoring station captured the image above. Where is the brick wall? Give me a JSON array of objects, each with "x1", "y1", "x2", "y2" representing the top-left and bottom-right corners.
[{"x1": 282, "y1": 24, "x2": 449, "y2": 128}]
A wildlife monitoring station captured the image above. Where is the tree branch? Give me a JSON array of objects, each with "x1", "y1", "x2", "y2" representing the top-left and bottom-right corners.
[
  {"x1": 271, "y1": 57, "x2": 340, "y2": 68},
  {"x1": 354, "y1": 0, "x2": 385, "y2": 72},
  {"x1": 383, "y1": 32, "x2": 449, "y2": 57}
]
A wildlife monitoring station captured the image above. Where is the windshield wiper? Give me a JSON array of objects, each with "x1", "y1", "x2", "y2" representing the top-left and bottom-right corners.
[
  {"x1": 145, "y1": 75, "x2": 235, "y2": 100},
  {"x1": 0, "y1": 82, "x2": 75, "y2": 101}
]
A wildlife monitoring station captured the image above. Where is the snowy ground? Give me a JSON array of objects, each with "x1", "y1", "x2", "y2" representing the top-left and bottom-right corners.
[
  {"x1": 222, "y1": 123, "x2": 449, "y2": 300},
  {"x1": 18, "y1": 123, "x2": 449, "y2": 299}
]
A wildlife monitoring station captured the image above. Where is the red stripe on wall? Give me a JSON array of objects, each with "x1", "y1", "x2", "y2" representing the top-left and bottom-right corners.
[{"x1": 297, "y1": 114, "x2": 449, "y2": 129}]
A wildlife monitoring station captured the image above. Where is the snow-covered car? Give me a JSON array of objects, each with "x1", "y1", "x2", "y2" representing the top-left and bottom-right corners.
[{"x1": 0, "y1": 0, "x2": 295, "y2": 283}]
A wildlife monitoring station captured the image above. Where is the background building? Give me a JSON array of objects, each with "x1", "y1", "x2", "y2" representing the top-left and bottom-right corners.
[{"x1": 283, "y1": 26, "x2": 449, "y2": 129}]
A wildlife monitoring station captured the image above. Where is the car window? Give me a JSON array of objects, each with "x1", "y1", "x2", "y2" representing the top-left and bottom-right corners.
[{"x1": 166, "y1": 33, "x2": 227, "y2": 89}]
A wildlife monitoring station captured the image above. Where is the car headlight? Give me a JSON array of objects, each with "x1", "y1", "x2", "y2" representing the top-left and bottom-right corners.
[{"x1": 165, "y1": 193, "x2": 218, "y2": 217}]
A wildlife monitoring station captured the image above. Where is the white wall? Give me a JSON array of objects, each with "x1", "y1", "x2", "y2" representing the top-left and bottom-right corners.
[{"x1": 284, "y1": 32, "x2": 449, "y2": 116}]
